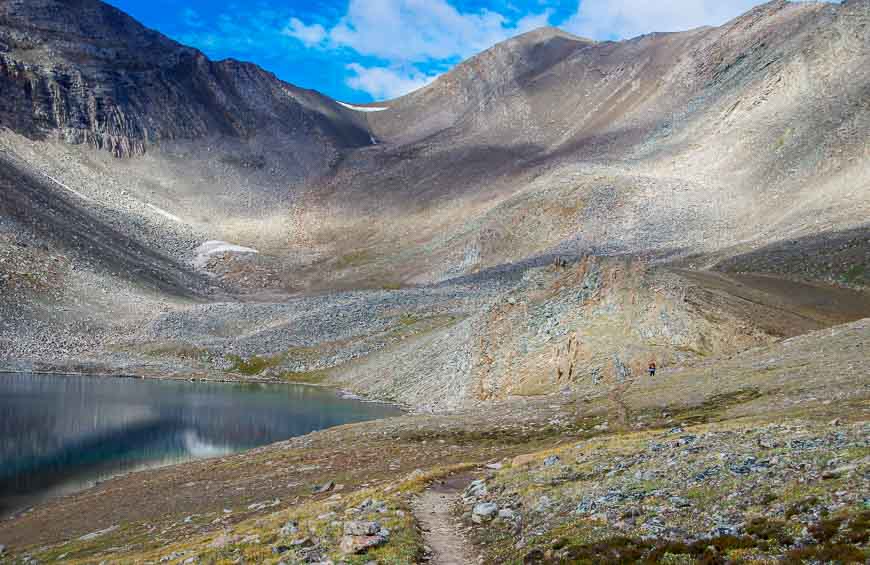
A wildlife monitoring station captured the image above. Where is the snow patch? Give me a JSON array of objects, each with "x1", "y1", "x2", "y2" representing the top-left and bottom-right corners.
[
  {"x1": 194, "y1": 240, "x2": 258, "y2": 268},
  {"x1": 338, "y1": 101, "x2": 389, "y2": 113},
  {"x1": 41, "y1": 172, "x2": 93, "y2": 202},
  {"x1": 146, "y1": 203, "x2": 184, "y2": 224},
  {"x1": 79, "y1": 525, "x2": 118, "y2": 541}
]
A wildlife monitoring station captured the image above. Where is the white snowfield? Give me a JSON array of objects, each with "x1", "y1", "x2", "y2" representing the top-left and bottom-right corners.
[
  {"x1": 194, "y1": 240, "x2": 258, "y2": 268},
  {"x1": 338, "y1": 101, "x2": 389, "y2": 113}
]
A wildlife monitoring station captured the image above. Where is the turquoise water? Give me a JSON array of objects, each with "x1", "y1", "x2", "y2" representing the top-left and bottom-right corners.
[{"x1": 0, "y1": 372, "x2": 401, "y2": 514}]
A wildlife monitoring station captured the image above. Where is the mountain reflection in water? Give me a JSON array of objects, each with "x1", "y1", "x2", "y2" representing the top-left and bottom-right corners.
[{"x1": 0, "y1": 373, "x2": 401, "y2": 515}]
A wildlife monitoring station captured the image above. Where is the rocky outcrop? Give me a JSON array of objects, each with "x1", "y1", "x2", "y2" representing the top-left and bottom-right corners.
[{"x1": 0, "y1": 0, "x2": 372, "y2": 157}]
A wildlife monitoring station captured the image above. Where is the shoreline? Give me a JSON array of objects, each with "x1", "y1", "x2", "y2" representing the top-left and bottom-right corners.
[
  {"x1": 0, "y1": 370, "x2": 407, "y2": 521},
  {"x1": 0, "y1": 366, "x2": 414, "y2": 411}
]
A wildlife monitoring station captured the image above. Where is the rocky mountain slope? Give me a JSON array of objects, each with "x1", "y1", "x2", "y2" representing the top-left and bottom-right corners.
[
  {"x1": 0, "y1": 0, "x2": 868, "y2": 408},
  {"x1": 0, "y1": 0, "x2": 869, "y2": 562},
  {"x1": 0, "y1": 0, "x2": 371, "y2": 159}
]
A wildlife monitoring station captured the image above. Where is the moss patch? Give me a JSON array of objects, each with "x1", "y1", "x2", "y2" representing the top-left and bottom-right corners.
[{"x1": 227, "y1": 353, "x2": 284, "y2": 375}]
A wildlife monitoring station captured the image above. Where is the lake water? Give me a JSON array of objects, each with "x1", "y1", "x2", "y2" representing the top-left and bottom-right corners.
[{"x1": 0, "y1": 372, "x2": 401, "y2": 515}]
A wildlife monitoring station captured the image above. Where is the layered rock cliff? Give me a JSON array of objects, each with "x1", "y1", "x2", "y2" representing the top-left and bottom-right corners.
[{"x1": 0, "y1": 0, "x2": 372, "y2": 158}]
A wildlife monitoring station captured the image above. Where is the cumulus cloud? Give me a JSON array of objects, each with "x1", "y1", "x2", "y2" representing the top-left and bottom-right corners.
[
  {"x1": 562, "y1": 0, "x2": 763, "y2": 40},
  {"x1": 287, "y1": 0, "x2": 551, "y2": 99},
  {"x1": 345, "y1": 63, "x2": 440, "y2": 99},
  {"x1": 282, "y1": 17, "x2": 327, "y2": 47},
  {"x1": 327, "y1": 0, "x2": 551, "y2": 63}
]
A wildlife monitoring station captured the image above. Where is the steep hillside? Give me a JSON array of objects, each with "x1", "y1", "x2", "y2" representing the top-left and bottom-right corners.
[
  {"x1": 316, "y1": 0, "x2": 869, "y2": 287},
  {"x1": 0, "y1": 0, "x2": 371, "y2": 159}
]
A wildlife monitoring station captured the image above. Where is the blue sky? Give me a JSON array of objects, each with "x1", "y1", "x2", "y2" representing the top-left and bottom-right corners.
[{"x1": 104, "y1": 0, "x2": 769, "y2": 103}]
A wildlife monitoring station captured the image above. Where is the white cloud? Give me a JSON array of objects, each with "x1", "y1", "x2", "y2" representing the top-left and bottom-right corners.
[
  {"x1": 562, "y1": 0, "x2": 764, "y2": 40},
  {"x1": 290, "y1": 0, "x2": 552, "y2": 63},
  {"x1": 290, "y1": 0, "x2": 552, "y2": 101},
  {"x1": 345, "y1": 63, "x2": 440, "y2": 99},
  {"x1": 282, "y1": 17, "x2": 327, "y2": 47}
]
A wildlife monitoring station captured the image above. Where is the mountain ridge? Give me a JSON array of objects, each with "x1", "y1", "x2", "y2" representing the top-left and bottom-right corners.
[
  {"x1": 0, "y1": 1, "x2": 869, "y2": 561},
  {"x1": 0, "y1": 0, "x2": 373, "y2": 157}
]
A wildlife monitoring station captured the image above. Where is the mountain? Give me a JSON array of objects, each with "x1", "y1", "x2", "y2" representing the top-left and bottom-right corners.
[
  {"x1": 1, "y1": 0, "x2": 870, "y2": 561},
  {"x1": 0, "y1": 0, "x2": 867, "y2": 400},
  {"x1": 0, "y1": 0, "x2": 371, "y2": 158}
]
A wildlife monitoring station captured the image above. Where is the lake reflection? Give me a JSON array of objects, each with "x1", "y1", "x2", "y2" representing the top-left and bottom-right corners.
[{"x1": 0, "y1": 373, "x2": 401, "y2": 514}]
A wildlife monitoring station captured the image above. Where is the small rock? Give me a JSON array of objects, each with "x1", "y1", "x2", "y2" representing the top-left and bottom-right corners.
[
  {"x1": 210, "y1": 534, "x2": 238, "y2": 548},
  {"x1": 279, "y1": 521, "x2": 299, "y2": 536},
  {"x1": 498, "y1": 508, "x2": 517, "y2": 520},
  {"x1": 344, "y1": 521, "x2": 381, "y2": 536},
  {"x1": 485, "y1": 462, "x2": 503, "y2": 470},
  {"x1": 543, "y1": 455, "x2": 561, "y2": 467},
  {"x1": 464, "y1": 479, "x2": 488, "y2": 499},
  {"x1": 709, "y1": 524, "x2": 739, "y2": 537},
  {"x1": 358, "y1": 498, "x2": 387, "y2": 513},
  {"x1": 535, "y1": 496, "x2": 552, "y2": 513},
  {"x1": 822, "y1": 464, "x2": 856, "y2": 480},
  {"x1": 829, "y1": 418, "x2": 842, "y2": 426},
  {"x1": 758, "y1": 436, "x2": 776, "y2": 449},
  {"x1": 313, "y1": 481, "x2": 335, "y2": 494},
  {"x1": 339, "y1": 534, "x2": 385, "y2": 554},
  {"x1": 472, "y1": 502, "x2": 499, "y2": 523}
]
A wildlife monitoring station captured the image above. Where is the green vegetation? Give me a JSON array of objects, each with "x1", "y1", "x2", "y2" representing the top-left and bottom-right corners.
[
  {"x1": 227, "y1": 353, "x2": 284, "y2": 375},
  {"x1": 775, "y1": 127, "x2": 792, "y2": 149},
  {"x1": 785, "y1": 495, "x2": 820, "y2": 519},
  {"x1": 336, "y1": 250, "x2": 372, "y2": 269},
  {"x1": 280, "y1": 369, "x2": 330, "y2": 384},
  {"x1": 398, "y1": 313, "x2": 417, "y2": 326},
  {"x1": 667, "y1": 388, "x2": 762, "y2": 426},
  {"x1": 517, "y1": 515, "x2": 868, "y2": 565},
  {"x1": 138, "y1": 342, "x2": 211, "y2": 361},
  {"x1": 842, "y1": 264, "x2": 866, "y2": 285}
]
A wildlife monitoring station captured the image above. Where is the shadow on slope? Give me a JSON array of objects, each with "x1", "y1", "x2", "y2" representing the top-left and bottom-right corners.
[
  {"x1": 0, "y1": 152, "x2": 206, "y2": 298},
  {"x1": 711, "y1": 226, "x2": 870, "y2": 287}
]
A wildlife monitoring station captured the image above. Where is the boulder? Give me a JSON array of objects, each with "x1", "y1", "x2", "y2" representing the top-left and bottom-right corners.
[
  {"x1": 472, "y1": 502, "x2": 499, "y2": 523},
  {"x1": 344, "y1": 521, "x2": 381, "y2": 536},
  {"x1": 340, "y1": 534, "x2": 385, "y2": 554}
]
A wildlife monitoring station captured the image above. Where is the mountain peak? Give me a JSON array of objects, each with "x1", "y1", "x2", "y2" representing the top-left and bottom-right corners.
[{"x1": 514, "y1": 25, "x2": 592, "y2": 43}]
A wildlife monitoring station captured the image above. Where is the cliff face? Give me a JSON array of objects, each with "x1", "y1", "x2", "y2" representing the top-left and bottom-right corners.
[{"x1": 0, "y1": 0, "x2": 372, "y2": 157}]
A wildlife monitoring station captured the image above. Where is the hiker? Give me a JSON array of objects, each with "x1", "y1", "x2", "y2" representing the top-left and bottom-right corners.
[{"x1": 648, "y1": 361, "x2": 656, "y2": 378}]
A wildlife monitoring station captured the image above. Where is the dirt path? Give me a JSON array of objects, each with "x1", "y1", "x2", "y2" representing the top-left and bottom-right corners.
[{"x1": 413, "y1": 475, "x2": 476, "y2": 565}]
